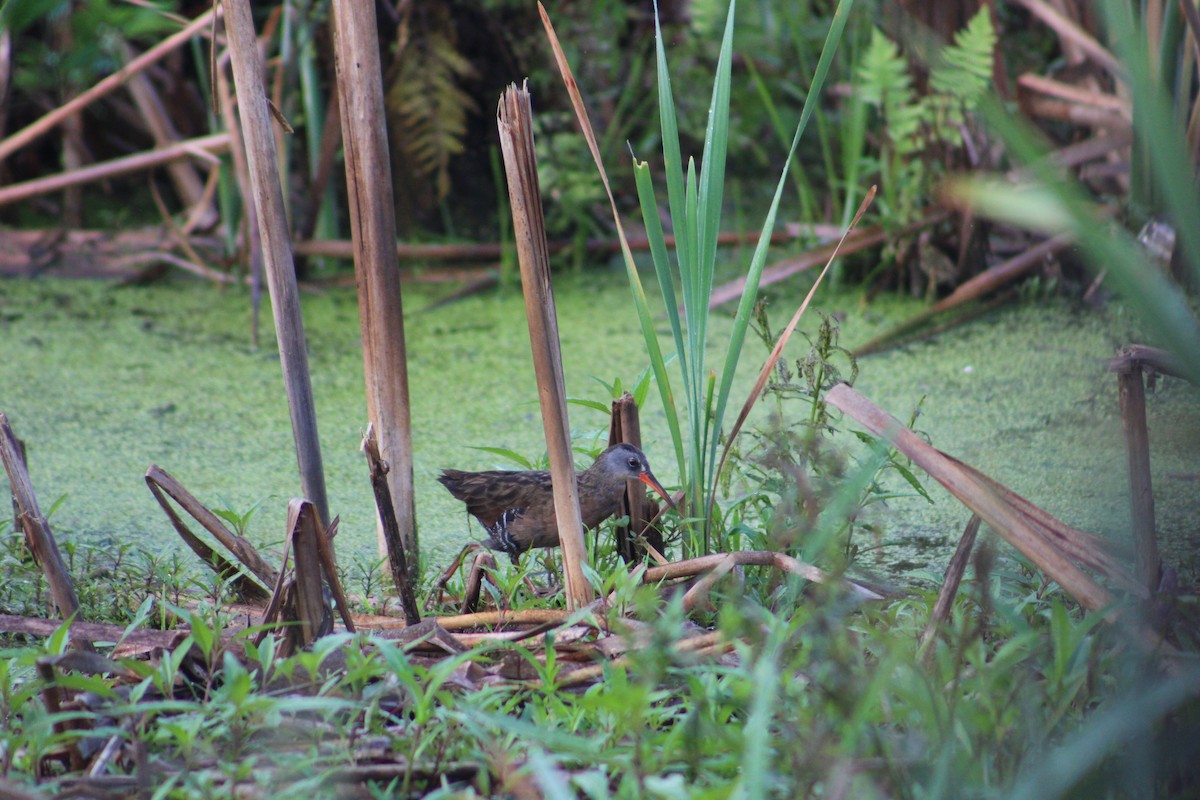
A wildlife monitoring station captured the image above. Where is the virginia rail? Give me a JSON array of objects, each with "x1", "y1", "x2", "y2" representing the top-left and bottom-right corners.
[{"x1": 438, "y1": 443, "x2": 674, "y2": 563}]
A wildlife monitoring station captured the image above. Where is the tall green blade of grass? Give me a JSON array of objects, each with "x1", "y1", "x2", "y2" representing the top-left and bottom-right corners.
[
  {"x1": 642, "y1": 0, "x2": 735, "y2": 548},
  {"x1": 954, "y1": 0, "x2": 1200, "y2": 384},
  {"x1": 954, "y1": 104, "x2": 1200, "y2": 385},
  {"x1": 1102, "y1": 0, "x2": 1200, "y2": 286},
  {"x1": 635, "y1": 0, "x2": 857, "y2": 554},
  {"x1": 706, "y1": 0, "x2": 855, "y2": 544}
]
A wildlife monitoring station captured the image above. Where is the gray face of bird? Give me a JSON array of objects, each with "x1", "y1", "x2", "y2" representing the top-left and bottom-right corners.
[
  {"x1": 601, "y1": 445, "x2": 650, "y2": 481},
  {"x1": 597, "y1": 444, "x2": 677, "y2": 515}
]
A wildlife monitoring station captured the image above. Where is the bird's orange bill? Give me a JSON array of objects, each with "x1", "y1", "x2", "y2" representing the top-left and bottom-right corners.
[{"x1": 638, "y1": 472, "x2": 678, "y2": 514}]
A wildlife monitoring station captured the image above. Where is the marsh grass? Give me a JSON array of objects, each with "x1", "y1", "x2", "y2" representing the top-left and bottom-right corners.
[
  {"x1": 3, "y1": 512, "x2": 1195, "y2": 798},
  {"x1": 619, "y1": 0, "x2": 859, "y2": 558},
  {"x1": 3, "y1": 2, "x2": 1199, "y2": 797}
]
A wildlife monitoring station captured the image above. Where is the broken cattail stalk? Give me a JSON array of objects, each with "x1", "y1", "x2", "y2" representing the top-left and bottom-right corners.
[
  {"x1": 363, "y1": 427, "x2": 421, "y2": 626},
  {"x1": 497, "y1": 82, "x2": 592, "y2": 610},
  {"x1": 1110, "y1": 347, "x2": 1162, "y2": 593},
  {"x1": 330, "y1": 0, "x2": 419, "y2": 575},
  {"x1": 608, "y1": 392, "x2": 665, "y2": 562},
  {"x1": 224, "y1": 0, "x2": 329, "y2": 525},
  {"x1": 461, "y1": 551, "x2": 499, "y2": 615},
  {"x1": 287, "y1": 499, "x2": 330, "y2": 647},
  {"x1": 0, "y1": 414, "x2": 91, "y2": 651},
  {"x1": 918, "y1": 514, "x2": 981, "y2": 663}
]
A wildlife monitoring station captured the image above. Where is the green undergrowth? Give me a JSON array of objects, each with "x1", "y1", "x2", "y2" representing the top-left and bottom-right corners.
[
  {"x1": 1, "y1": 516, "x2": 1197, "y2": 798},
  {"x1": 2, "y1": 360, "x2": 1198, "y2": 797}
]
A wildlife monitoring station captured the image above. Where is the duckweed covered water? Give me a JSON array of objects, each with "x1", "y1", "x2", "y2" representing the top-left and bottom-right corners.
[{"x1": 0, "y1": 271, "x2": 1196, "y2": 581}]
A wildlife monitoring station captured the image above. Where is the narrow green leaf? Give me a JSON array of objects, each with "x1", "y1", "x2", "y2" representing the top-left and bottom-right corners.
[
  {"x1": 566, "y1": 397, "x2": 613, "y2": 414},
  {"x1": 710, "y1": 0, "x2": 859, "y2": 504},
  {"x1": 653, "y1": 0, "x2": 691, "y2": 276},
  {"x1": 695, "y1": 0, "x2": 736, "y2": 306},
  {"x1": 960, "y1": 101, "x2": 1200, "y2": 384}
]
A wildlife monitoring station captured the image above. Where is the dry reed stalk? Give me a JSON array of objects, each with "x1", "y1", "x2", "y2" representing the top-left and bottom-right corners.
[
  {"x1": 918, "y1": 514, "x2": 981, "y2": 663},
  {"x1": 707, "y1": 209, "x2": 949, "y2": 309},
  {"x1": 256, "y1": 529, "x2": 296, "y2": 645},
  {"x1": 117, "y1": 38, "x2": 216, "y2": 227},
  {"x1": 1009, "y1": 0, "x2": 1122, "y2": 76},
  {"x1": 556, "y1": 630, "x2": 735, "y2": 688},
  {"x1": 1017, "y1": 73, "x2": 1129, "y2": 115},
  {"x1": 0, "y1": 9, "x2": 219, "y2": 164},
  {"x1": 0, "y1": 414, "x2": 91, "y2": 650},
  {"x1": 1111, "y1": 348, "x2": 1162, "y2": 592},
  {"x1": 0, "y1": 133, "x2": 230, "y2": 208},
  {"x1": 497, "y1": 83, "x2": 592, "y2": 610},
  {"x1": 461, "y1": 550, "x2": 499, "y2": 615},
  {"x1": 224, "y1": 0, "x2": 329, "y2": 524},
  {"x1": 853, "y1": 235, "x2": 1072, "y2": 356},
  {"x1": 1021, "y1": 98, "x2": 1130, "y2": 128},
  {"x1": 825, "y1": 383, "x2": 1117, "y2": 614},
  {"x1": 402, "y1": 609, "x2": 576, "y2": 631},
  {"x1": 640, "y1": 551, "x2": 884, "y2": 602},
  {"x1": 288, "y1": 499, "x2": 330, "y2": 647},
  {"x1": 145, "y1": 465, "x2": 276, "y2": 599},
  {"x1": 330, "y1": 0, "x2": 419, "y2": 577},
  {"x1": 293, "y1": 227, "x2": 808, "y2": 263},
  {"x1": 363, "y1": 427, "x2": 421, "y2": 625},
  {"x1": 609, "y1": 393, "x2": 664, "y2": 562},
  {"x1": 948, "y1": 454, "x2": 1145, "y2": 594},
  {"x1": 311, "y1": 516, "x2": 357, "y2": 634}
]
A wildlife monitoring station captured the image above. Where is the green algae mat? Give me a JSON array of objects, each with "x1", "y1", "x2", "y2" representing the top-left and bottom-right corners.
[{"x1": 1, "y1": 275, "x2": 1196, "y2": 580}]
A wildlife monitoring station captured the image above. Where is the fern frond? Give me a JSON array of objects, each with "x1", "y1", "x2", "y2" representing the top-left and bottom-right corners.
[
  {"x1": 930, "y1": 8, "x2": 996, "y2": 106},
  {"x1": 856, "y1": 29, "x2": 912, "y2": 108},
  {"x1": 857, "y1": 29, "x2": 923, "y2": 156},
  {"x1": 386, "y1": 17, "x2": 478, "y2": 202}
]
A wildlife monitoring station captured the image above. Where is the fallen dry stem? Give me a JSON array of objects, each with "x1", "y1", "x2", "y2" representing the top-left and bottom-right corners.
[
  {"x1": 0, "y1": 8, "x2": 220, "y2": 164},
  {"x1": 826, "y1": 384, "x2": 1121, "y2": 616},
  {"x1": 145, "y1": 465, "x2": 276, "y2": 599},
  {"x1": 918, "y1": 514, "x2": 981, "y2": 662},
  {"x1": 1, "y1": 414, "x2": 87, "y2": 643},
  {"x1": 0, "y1": 133, "x2": 230, "y2": 209},
  {"x1": 642, "y1": 551, "x2": 884, "y2": 602}
]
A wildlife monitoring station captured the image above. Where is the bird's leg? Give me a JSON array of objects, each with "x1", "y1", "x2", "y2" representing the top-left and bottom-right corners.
[
  {"x1": 461, "y1": 550, "x2": 499, "y2": 614},
  {"x1": 424, "y1": 543, "x2": 486, "y2": 612}
]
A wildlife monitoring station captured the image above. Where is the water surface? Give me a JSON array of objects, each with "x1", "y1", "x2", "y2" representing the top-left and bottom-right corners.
[{"x1": 1, "y1": 271, "x2": 1196, "y2": 582}]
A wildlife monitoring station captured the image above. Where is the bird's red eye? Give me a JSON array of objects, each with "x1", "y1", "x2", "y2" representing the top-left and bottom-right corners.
[{"x1": 628, "y1": 458, "x2": 639, "y2": 469}]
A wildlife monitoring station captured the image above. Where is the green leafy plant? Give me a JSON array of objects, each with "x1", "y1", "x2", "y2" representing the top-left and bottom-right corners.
[
  {"x1": 619, "y1": 0, "x2": 856, "y2": 557},
  {"x1": 727, "y1": 307, "x2": 930, "y2": 570},
  {"x1": 854, "y1": 8, "x2": 996, "y2": 225},
  {"x1": 212, "y1": 496, "x2": 268, "y2": 539}
]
